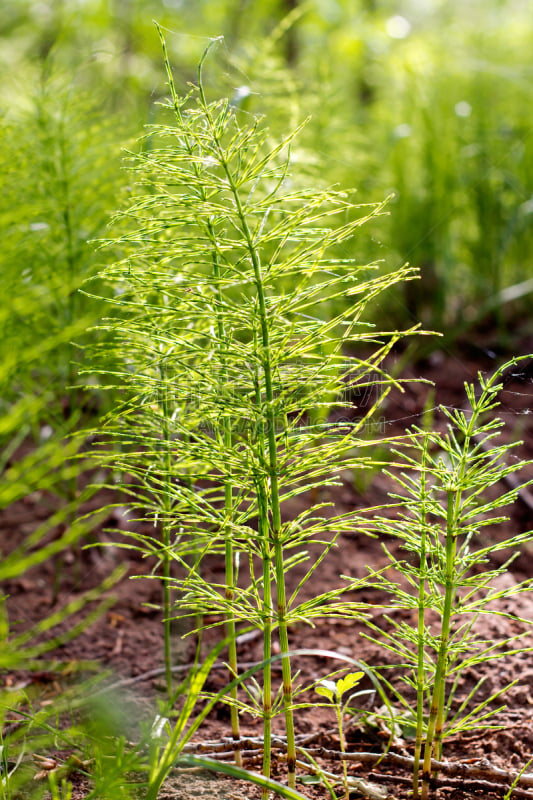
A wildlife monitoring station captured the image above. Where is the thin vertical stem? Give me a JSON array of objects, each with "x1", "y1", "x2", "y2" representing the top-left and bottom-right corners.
[
  {"x1": 335, "y1": 703, "x2": 349, "y2": 800},
  {"x1": 196, "y1": 59, "x2": 297, "y2": 787},
  {"x1": 433, "y1": 662, "x2": 448, "y2": 765},
  {"x1": 213, "y1": 257, "x2": 242, "y2": 764},
  {"x1": 158, "y1": 28, "x2": 242, "y2": 749},
  {"x1": 232, "y1": 186, "x2": 297, "y2": 787},
  {"x1": 160, "y1": 362, "x2": 174, "y2": 699},
  {"x1": 413, "y1": 438, "x2": 430, "y2": 799},
  {"x1": 420, "y1": 490, "x2": 456, "y2": 800},
  {"x1": 258, "y1": 478, "x2": 273, "y2": 797},
  {"x1": 223, "y1": 460, "x2": 242, "y2": 765},
  {"x1": 161, "y1": 517, "x2": 173, "y2": 697},
  {"x1": 252, "y1": 328, "x2": 273, "y2": 794}
]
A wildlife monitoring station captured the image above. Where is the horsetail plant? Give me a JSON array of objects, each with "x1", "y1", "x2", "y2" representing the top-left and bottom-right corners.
[
  {"x1": 88, "y1": 30, "x2": 421, "y2": 789},
  {"x1": 357, "y1": 357, "x2": 533, "y2": 799},
  {"x1": 163, "y1": 28, "x2": 242, "y2": 758}
]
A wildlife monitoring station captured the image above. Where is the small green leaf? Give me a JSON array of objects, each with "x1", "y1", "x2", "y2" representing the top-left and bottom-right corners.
[
  {"x1": 337, "y1": 671, "x2": 364, "y2": 697},
  {"x1": 315, "y1": 680, "x2": 336, "y2": 702},
  {"x1": 299, "y1": 775, "x2": 322, "y2": 785}
]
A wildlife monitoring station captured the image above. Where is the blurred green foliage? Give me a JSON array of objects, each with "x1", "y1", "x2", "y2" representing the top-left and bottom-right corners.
[{"x1": 2, "y1": 0, "x2": 532, "y2": 340}]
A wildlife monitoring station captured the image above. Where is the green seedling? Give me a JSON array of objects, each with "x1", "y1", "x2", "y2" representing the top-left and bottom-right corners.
[
  {"x1": 47, "y1": 774, "x2": 74, "y2": 800},
  {"x1": 143, "y1": 644, "x2": 317, "y2": 800},
  {"x1": 316, "y1": 672, "x2": 364, "y2": 799},
  {"x1": 504, "y1": 758, "x2": 533, "y2": 800},
  {"x1": 0, "y1": 737, "x2": 25, "y2": 800}
]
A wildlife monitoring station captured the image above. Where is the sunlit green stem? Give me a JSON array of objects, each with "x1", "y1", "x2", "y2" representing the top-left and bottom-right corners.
[
  {"x1": 334, "y1": 702, "x2": 349, "y2": 800},
  {"x1": 413, "y1": 561, "x2": 427, "y2": 798},
  {"x1": 160, "y1": 363, "x2": 174, "y2": 698},
  {"x1": 258, "y1": 477, "x2": 273, "y2": 798},
  {"x1": 432, "y1": 437, "x2": 476, "y2": 768},
  {"x1": 251, "y1": 333, "x2": 274, "y2": 794},
  {"x1": 434, "y1": 661, "x2": 448, "y2": 766},
  {"x1": 209, "y1": 220, "x2": 241, "y2": 758},
  {"x1": 159, "y1": 28, "x2": 242, "y2": 753},
  {"x1": 215, "y1": 268, "x2": 241, "y2": 765},
  {"x1": 420, "y1": 490, "x2": 456, "y2": 800},
  {"x1": 205, "y1": 191, "x2": 242, "y2": 762},
  {"x1": 224, "y1": 492, "x2": 242, "y2": 765},
  {"x1": 433, "y1": 534, "x2": 458, "y2": 767},
  {"x1": 413, "y1": 440, "x2": 430, "y2": 799},
  {"x1": 231, "y1": 183, "x2": 296, "y2": 788},
  {"x1": 196, "y1": 62, "x2": 297, "y2": 786}
]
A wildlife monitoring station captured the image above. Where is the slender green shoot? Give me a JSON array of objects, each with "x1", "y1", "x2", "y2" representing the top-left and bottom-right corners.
[
  {"x1": 355, "y1": 356, "x2": 533, "y2": 800},
  {"x1": 316, "y1": 672, "x2": 364, "y2": 800}
]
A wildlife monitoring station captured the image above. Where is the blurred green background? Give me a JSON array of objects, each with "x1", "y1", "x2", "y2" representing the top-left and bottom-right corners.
[{"x1": 2, "y1": 0, "x2": 533, "y2": 369}]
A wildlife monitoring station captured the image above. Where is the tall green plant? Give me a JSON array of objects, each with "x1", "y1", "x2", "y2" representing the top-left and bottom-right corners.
[
  {"x1": 0, "y1": 75, "x2": 128, "y2": 598},
  {"x1": 358, "y1": 356, "x2": 533, "y2": 799},
  {"x1": 90, "y1": 30, "x2": 420, "y2": 789},
  {"x1": 0, "y1": 261, "x2": 124, "y2": 800},
  {"x1": 0, "y1": 72, "x2": 124, "y2": 414}
]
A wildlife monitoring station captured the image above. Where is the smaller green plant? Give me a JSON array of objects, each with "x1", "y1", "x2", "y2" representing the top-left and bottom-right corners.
[
  {"x1": 503, "y1": 758, "x2": 533, "y2": 800},
  {"x1": 47, "y1": 774, "x2": 74, "y2": 800},
  {"x1": 0, "y1": 725, "x2": 25, "y2": 800},
  {"x1": 316, "y1": 672, "x2": 364, "y2": 800},
  {"x1": 358, "y1": 356, "x2": 533, "y2": 799}
]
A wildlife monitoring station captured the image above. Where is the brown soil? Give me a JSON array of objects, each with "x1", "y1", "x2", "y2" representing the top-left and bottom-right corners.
[{"x1": 3, "y1": 342, "x2": 533, "y2": 800}]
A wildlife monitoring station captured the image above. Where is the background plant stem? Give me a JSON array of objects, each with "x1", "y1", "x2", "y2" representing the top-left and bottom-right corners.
[
  {"x1": 421, "y1": 490, "x2": 457, "y2": 800},
  {"x1": 413, "y1": 443, "x2": 430, "y2": 799},
  {"x1": 160, "y1": 363, "x2": 174, "y2": 698}
]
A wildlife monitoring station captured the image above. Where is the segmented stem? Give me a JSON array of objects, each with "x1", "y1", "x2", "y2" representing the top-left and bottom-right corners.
[
  {"x1": 160, "y1": 364, "x2": 174, "y2": 698},
  {"x1": 159, "y1": 26, "x2": 242, "y2": 755},
  {"x1": 233, "y1": 188, "x2": 297, "y2": 789},
  {"x1": 195, "y1": 60, "x2": 297, "y2": 787},
  {"x1": 420, "y1": 490, "x2": 456, "y2": 800},
  {"x1": 413, "y1": 438, "x2": 430, "y2": 799},
  {"x1": 258, "y1": 476, "x2": 273, "y2": 797}
]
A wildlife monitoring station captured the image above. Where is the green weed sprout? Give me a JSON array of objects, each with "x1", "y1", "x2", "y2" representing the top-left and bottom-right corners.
[
  {"x1": 0, "y1": 730, "x2": 25, "y2": 800},
  {"x1": 504, "y1": 758, "x2": 533, "y2": 800},
  {"x1": 47, "y1": 774, "x2": 73, "y2": 800},
  {"x1": 89, "y1": 29, "x2": 420, "y2": 789},
  {"x1": 316, "y1": 672, "x2": 364, "y2": 800},
  {"x1": 357, "y1": 356, "x2": 533, "y2": 799}
]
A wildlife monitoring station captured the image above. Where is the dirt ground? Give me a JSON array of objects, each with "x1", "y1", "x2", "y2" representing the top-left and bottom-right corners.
[{"x1": 3, "y1": 335, "x2": 533, "y2": 799}]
